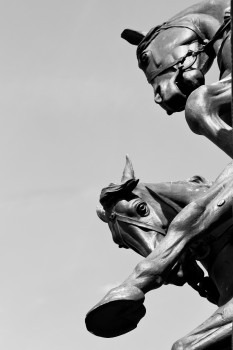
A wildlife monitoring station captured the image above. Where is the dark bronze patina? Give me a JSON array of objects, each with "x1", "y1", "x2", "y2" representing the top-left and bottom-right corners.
[
  {"x1": 122, "y1": 0, "x2": 232, "y2": 158},
  {"x1": 86, "y1": 156, "x2": 233, "y2": 349},
  {"x1": 86, "y1": 1, "x2": 233, "y2": 349}
]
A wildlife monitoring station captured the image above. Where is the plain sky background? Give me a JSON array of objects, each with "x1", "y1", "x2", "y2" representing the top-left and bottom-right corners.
[{"x1": 0, "y1": 0, "x2": 231, "y2": 349}]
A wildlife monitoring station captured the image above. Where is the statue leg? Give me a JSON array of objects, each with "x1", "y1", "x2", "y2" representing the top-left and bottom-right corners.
[
  {"x1": 185, "y1": 75, "x2": 232, "y2": 158},
  {"x1": 171, "y1": 298, "x2": 233, "y2": 350}
]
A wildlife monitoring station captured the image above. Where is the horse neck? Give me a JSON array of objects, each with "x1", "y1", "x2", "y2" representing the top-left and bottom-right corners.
[
  {"x1": 169, "y1": 0, "x2": 229, "y2": 24},
  {"x1": 144, "y1": 181, "x2": 209, "y2": 208},
  {"x1": 168, "y1": 0, "x2": 229, "y2": 51}
]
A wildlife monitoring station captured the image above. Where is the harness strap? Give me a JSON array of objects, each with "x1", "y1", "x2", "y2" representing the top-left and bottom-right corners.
[
  {"x1": 145, "y1": 14, "x2": 231, "y2": 83},
  {"x1": 109, "y1": 212, "x2": 166, "y2": 236},
  {"x1": 147, "y1": 48, "x2": 200, "y2": 83},
  {"x1": 112, "y1": 212, "x2": 167, "y2": 236},
  {"x1": 158, "y1": 23, "x2": 207, "y2": 42},
  {"x1": 108, "y1": 211, "x2": 166, "y2": 249},
  {"x1": 204, "y1": 16, "x2": 231, "y2": 56}
]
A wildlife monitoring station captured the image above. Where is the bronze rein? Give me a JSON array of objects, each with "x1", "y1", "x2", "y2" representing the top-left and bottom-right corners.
[
  {"x1": 108, "y1": 211, "x2": 167, "y2": 249},
  {"x1": 142, "y1": 16, "x2": 231, "y2": 83}
]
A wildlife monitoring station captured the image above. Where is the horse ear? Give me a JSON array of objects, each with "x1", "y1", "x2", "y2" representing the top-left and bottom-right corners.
[
  {"x1": 188, "y1": 175, "x2": 208, "y2": 184},
  {"x1": 121, "y1": 29, "x2": 146, "y2": 45},
  {"x1": 121, "y1": 155, "x2": 135, "y2": 183},
  {"x1": 96, "y1": 206, "x2": 108, "y2": 223}
]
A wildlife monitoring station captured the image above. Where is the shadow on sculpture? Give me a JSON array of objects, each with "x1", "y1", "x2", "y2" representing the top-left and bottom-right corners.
[{"x1": 86, "y1": 0, "x2": 232, "y2": 349}]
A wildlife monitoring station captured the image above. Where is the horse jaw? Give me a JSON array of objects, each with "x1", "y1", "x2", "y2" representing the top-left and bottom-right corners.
[{"x1": 121, "y1": 155, "x2": 135, "y2": 183}]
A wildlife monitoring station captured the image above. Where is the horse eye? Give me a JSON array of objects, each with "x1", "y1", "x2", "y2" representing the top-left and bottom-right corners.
[
  {"x1": 140, "y1": 53, "x2": 149, "y2": 66},
  {"x1": 136, "y1": 202, "x2": 150, "y2": 216}
]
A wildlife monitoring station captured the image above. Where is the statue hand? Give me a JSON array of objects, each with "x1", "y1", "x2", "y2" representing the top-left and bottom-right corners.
[{"x1": 85, "y1": 284, "x2": 146, "y2": 337}]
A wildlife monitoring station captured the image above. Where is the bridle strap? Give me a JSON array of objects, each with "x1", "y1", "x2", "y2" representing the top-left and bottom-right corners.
[
  {"x1": 109, "y1": 211, "x2": 167, "y2": 236},
  {"x1": 204, "y1": 16, "x2": 231, "y2": 56},
  {"x1": 147, "y1": 48, "x2": 201, "y2": 83},
  {"x1": 146, "y1": 16, "x2": 231, "y2": 83},
  {"x1": 154, "y1": 23, "x2": 206, "y2": 42}
]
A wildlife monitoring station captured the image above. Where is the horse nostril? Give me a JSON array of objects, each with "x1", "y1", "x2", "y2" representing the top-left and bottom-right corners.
[{"x1": 154, "y1": 85, "x2": 162, "y2": 104}]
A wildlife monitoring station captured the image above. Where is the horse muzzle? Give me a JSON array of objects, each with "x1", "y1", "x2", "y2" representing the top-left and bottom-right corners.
[
  {"x1": 153, "y1": 71, "x2": 187, "y2": 114},
  {"x1": 176, "y1": 68, "x2": 205, "y2": 97},
  {"x1": 157, "y1": 84, "x2": 187, "y2": 115},
  {"x1": 154, "y1": 68, "x2": 204, "y2": 115}
]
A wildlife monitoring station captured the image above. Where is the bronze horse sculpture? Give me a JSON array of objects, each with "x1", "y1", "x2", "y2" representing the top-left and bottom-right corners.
[
  {"x1": 86, "y1": 0, "x2": 233, "y2": 348},
  {"x1": 122, "y1": 0, "x2": 232, "y2": 158},
  {"x1": 86, "y1": 157, "x2": 233, "y2": 349}
]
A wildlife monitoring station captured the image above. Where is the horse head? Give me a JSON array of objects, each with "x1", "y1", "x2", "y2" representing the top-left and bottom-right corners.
[
  {"x1": 97, "y1": 156, "x2": 181, "y2": 258},
  {"x1": 88, "y1": 157, "x2": 213, "y2": 338},
  {"x1": 121, "y1": 16, "x2": 215, "y2": 115}
]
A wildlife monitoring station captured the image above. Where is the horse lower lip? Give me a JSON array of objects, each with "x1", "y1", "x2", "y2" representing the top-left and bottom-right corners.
[
  {"x1": 170, "y1": 86, "x2": 186, "y2": 111},
  {"x1": 175, "y1": 82, "x2": 187, "y2": 98},
  {"x1": 163, "y1": 96, "x2": 186, "y2": 114}
]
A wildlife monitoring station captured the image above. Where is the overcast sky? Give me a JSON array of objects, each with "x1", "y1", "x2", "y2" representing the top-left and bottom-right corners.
[{"x1": 0, "y1": 0, "x2": 230, "y2": 349}]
